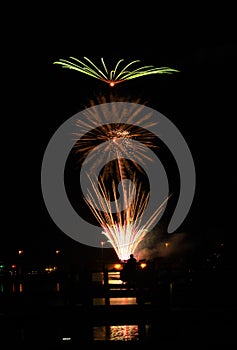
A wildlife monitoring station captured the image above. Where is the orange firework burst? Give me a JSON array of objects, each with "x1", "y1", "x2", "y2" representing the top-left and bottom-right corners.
[{"x1": 73, "y1": 97, "x2": 159, "y2": 175}]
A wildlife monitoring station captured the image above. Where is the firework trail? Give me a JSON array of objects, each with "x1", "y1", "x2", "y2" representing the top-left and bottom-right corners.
[
  {"x1": 53, "y1": 56, "x2": 179, "y2": 87},
  {"x1": 85, "y1": 173, "x2": 170, "y2": 261}
]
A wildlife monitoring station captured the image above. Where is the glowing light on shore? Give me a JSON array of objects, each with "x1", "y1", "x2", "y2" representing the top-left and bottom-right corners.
[{"x1": 53, "y1": 56, "x2": 179, "y2": 86}]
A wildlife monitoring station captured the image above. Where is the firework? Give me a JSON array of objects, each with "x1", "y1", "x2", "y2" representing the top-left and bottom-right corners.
[
  {"x1": 53, "y1": 56, "x2": 179, "y2": 87},
  {"x1": 73, "y1": 97, "x2": 159, "y2": 175},
  {"x1": 85, "y1": 173, "x2": 170, "y2": 261},
  {"x1": 72, "y1": 100, "x2": 170, "y2": 259}
]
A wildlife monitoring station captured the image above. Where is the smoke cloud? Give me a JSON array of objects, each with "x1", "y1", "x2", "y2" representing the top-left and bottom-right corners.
[{"x1": 135, "y1": 226, "x2": 200, "y2": 264}]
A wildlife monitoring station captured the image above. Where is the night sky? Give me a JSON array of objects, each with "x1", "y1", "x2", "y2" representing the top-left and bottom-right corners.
[{"x1": 3, "y1": 11, "x2": 236, "y2": 269}]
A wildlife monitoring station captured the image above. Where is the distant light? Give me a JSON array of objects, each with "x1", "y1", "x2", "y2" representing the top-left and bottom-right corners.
[
  {"x1": 11, "y1": 264, "x2": 17, "y2": 269},
  {"x1": 28, "y1": 270, "x2": 38, "y2": 275},
  {"x1": 140, "y1": 263, "x2": 147, "y2": 269},
  {"x1": 55, "y1": 250, "x2": 61, "y2": 254},
  {"x1": 45, "y1": 266, "x2": 57, "y2": 273},
  {"x1": 18, "y1": 250, "x2": 24, "y2": 255},
  {"x1": 165, "y1": 242, "x2": 169, "y2": 247},
  {"x1": 62, "y1": 337, "x2": 71, "y2": 341}
]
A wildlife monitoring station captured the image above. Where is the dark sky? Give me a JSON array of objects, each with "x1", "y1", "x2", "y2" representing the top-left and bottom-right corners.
[{"x1": 2, "y1": 11, "x2": 236, "y2": 267}]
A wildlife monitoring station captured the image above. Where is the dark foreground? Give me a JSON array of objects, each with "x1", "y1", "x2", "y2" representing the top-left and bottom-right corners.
[
  {"x1": 1, "y1": 273, "x2": 237, "y2": 349},
  {"x1": 1, "y1": 303, "x2": 237, "y2": 349}
]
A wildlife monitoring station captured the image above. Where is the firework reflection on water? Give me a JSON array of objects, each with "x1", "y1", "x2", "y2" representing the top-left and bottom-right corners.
[{"x1": 93, "y1": 324, "x2": 142, "y2": 341}]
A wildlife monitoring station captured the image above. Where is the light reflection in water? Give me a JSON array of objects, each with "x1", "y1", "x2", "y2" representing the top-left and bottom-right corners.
[
  {"x1": 93, "y1": 325, "x2": 140, "y2": 341},
  {"x1": 10, "y1": 282, "x2": 23, "y2": 293},
  {"x1": 93, "y1": 297, "x2": 137, "y2": 306},
  {"x1": 93, "y1": 324, "x2": 151, "y2": 341}
]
